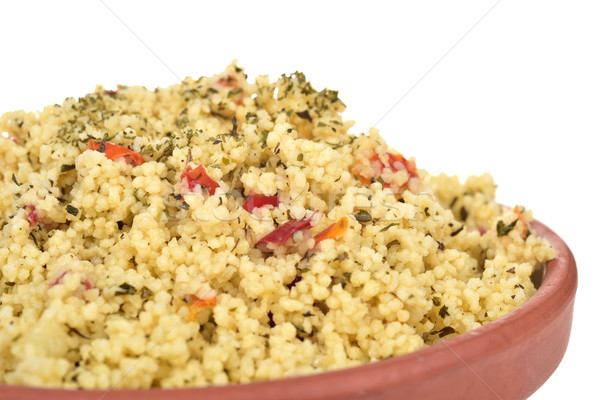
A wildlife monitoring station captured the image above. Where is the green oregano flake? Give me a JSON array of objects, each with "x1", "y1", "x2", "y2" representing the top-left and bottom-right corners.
[
  {"x1": 97, "y1": 137, "x2": 107, "y2": 153},
  {"x1": 450, "y1": 225, "x2": 464, "y2": 237},
  {"x1": 259, "y1": 130, "x2": 269, "y2": 149},
  {"x1": 439, "y1": 305, "x2": 450, "y2": 318},
  {"x1": 354, "y1": 209, "x2": 372, "y2": 223},
  {"x1": 460, "y1": 206, "x2": 468, "y2": 221},
  {"x1": 431, "y1": 326, "x2": 456, "y2": 338},
  {"x1": 141, "y1": 286, "x2": 154, "y2": 299},
  {"x1": 297, "y1": 153, "x2": 304, "y2": 162},
  {"x1": 449, "y1": 196, "x2": 458, "y2": 209},
  {"x1": 296, "y1": 110, "x2": 312, "y2": 122},
  {"x1": 496, "y1": 219, "x2": 518, "y2": 236},
  {"x1": 60, "y1": 164, "x2": 76, "y2": 173},
  {"x1": 230, "y1": 116, "x2": 238, "y2": 138},
  {"x1": 115, "y1": 282, "x2": 136, "y2": 295},
  {"x1": 65, "y1": 205, "x2": 79, "y2": 216},
  {"x1": 386, "y1": 240, "x2": 400, "y2": 249},
  {"x1": 381, "y1": 223, "x2": 398, "y2": 232}
]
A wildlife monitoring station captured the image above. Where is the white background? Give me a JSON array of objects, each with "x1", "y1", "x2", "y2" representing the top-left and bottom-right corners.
[{"x1": 1, "y1": 1, "x2": 598, "y2": 398}]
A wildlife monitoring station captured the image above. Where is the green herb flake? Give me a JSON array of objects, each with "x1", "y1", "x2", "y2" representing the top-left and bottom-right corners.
[
  {"x1": 439, "y1": 305, "x2": 450, "y2": 318},
  {"x1": 296, "y1": 110, "x2": 312, "y2": 122},
  {"x1": 496, "y1": 219, "x2": 518, "y2": 237},
  {"x1": 436, "y1": 326, "x2": 456, "y2": 338},
  {"x1": 29, "y1": 232, "x2": 42, "y2": 251},
  {"x1": 68, "y1": 326, "x2": 90, "y2": 340},
  {"x1": 354, "y1": 209, "x2": 372, "y2": 223},
  {"x1": 259, "y1": 130, "x2": 269, "y2": 149},
  {"x1": 66, "y1": 205, "x2": 79, "y2": 216},
  {"x1": 386, "y1": 239, "x2": 400, "y2": 249},
  {"x1": 449, "y1": 196, "x2": 458, "y2": 209},
  {"x1": 382, "y1": 223, "x2": 398, "y2": 232},
  {"x1": 227, "y1": 87, "x2": 243, "y2": 98},
  {"x1": 11, "y1": 173, "x2": 20, "y2": 186},
  {"x1": 60, "y1": 164, "x2": 76, "y2": 173},
  {"x1": 230, "y1": 116, "x2": 238, "y2": 137},
  {"x1": 432, "y1": 296, "x2": 441, "y2": 307},
  {"x1": 450, "y1": 225, "x2": 464, "y2": 237},
  {"x1": 115, "y1": 282, "x2": 136, "y2": 295},
  {"x1": 97, "y1": 137, "x2": 107, "y2": 153},
  {"x1": 297, "y1": 153, "x2": 304, "y2": 162},
  {"x1": 317, "y1": 122, "x2": 326, "y2": 127},
  {"x1": 334, "y1": 251, "x2": 349, "y2": 261},
  {"x1": 141, "y1": 286, "x2": 154, "y2": 299},
  {"x1": 460, "y1": 206, "x2": 468, "y2": 221}
]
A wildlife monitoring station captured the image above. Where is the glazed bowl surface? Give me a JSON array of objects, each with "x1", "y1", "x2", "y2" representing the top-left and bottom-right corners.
[{"x1": 0, "y1": 219, "x2": 577, "y2": 400}]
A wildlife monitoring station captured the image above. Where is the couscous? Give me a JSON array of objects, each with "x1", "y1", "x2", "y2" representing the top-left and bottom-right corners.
[{"x1": 0, "y1": 63, "x2": 555, "y2": 388}]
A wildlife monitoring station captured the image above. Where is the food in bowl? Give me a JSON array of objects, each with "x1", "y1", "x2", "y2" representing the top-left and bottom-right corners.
[{"x1": 0, "y1": 63, "x2": 555, "y2": 389}]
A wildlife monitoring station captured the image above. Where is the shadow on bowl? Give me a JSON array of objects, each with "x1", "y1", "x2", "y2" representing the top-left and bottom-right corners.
[{"x1": 0, "y1": 219, "x2": 577, "y2": 400}]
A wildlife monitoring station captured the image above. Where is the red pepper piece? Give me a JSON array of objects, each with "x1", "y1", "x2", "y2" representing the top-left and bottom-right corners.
[
  {"x1": 243, "y1": 194, "x2": 279, "y2": 213},
  {"x1": 180, "y1": 164, "x2": 220, "y2": 195},
  {"x1": 82, "y1": 279, "x2": 93, "y2": 291},
  {"x1": 49, "y1": 271, "x2": 68, "y2": 288},
  {"x1": 314, "y1": 217, "x2": 349, "y2": 245},
  {"x1": 86, "y1": 140, "x2": 145, "y2": 166},
  {"x1": 216, "y1": 74, "x2": 239, "y2": 88},
  {"x1": 24, "y1": 205, "x2": 39, "y2": 227},
  {"x1": 257, "y1": 213, "x2": 317, "y2": 244},
  {"x1": 186, "y1": 294, "x2": 217, "y2": 322},
  {"x1": 355, "y1": 151, "x2": 418, "y2": 188},
  {"x1": 387, "y1": 152, "x2": 418, "y2": 179}
]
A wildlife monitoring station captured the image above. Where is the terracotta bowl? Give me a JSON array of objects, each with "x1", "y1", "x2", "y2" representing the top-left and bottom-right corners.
[{"x1": 1, "y1": 219, "x2": 577, "y2": 400}]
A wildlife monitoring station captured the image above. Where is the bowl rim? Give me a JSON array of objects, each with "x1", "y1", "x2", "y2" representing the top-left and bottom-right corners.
[{"x1": 0, "y1": 219, "x2": 578, "y2": 400}]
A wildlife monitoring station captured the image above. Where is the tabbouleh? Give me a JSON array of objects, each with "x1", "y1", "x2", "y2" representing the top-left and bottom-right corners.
[{"x1": 0, "y1": 63, "x2": 555, "y2": 388}]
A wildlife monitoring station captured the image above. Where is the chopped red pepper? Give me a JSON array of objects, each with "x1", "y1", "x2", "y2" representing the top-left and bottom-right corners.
[
  {"x1": 2, "y1": 134, "x2": 20, "y2": 145},
  {"x1": 86, "y1": 140, "x2": 145, "y2": 166},
  {"x1": 49, "y1": 272, "x2": 94, "y2": 291},
  {"x1": 216, "y1": 74, "x2": 239, "y2": 88},
  {"x1": 387, "y1": 152, "x2": 418, "y2": 179},
  {"x1": 82, "y1": 279, "x2": 93, "y2": 291},
  {"x1": 257, "y1": 212, "x2": 317, "y2": 244},
  {"x1": 212, "y1": 73, "x2": 244, "y2": 105},
  {"x1": 180, "y1": 164, "x2": 220, "y2": 195},
  {"x1": 186, "y1": 294, "x2": 217, "y2": 322},
  {"x1": 314, "y1": 217, "x2": 349, "y2": 245},
  {"x1": 24, "y1": 205, "x2": 39, "y2": 227},
  {"x1": 49, "y1": 271, "x2": 68, "y2": 288},
  {"x1": 512, "y1": 207, "x2": 530, "y2": 238},
  {"x1": 243, "y1": 194, "x2": 279, "y2": 213},
  {"x1": 354, "y1": 151, "x2": 418, "y2": 189}
]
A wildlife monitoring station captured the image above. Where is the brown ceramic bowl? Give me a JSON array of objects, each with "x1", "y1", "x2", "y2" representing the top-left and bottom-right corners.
[{"x1": 0, "y1": 219, "x2": 577, "y2": 400}]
